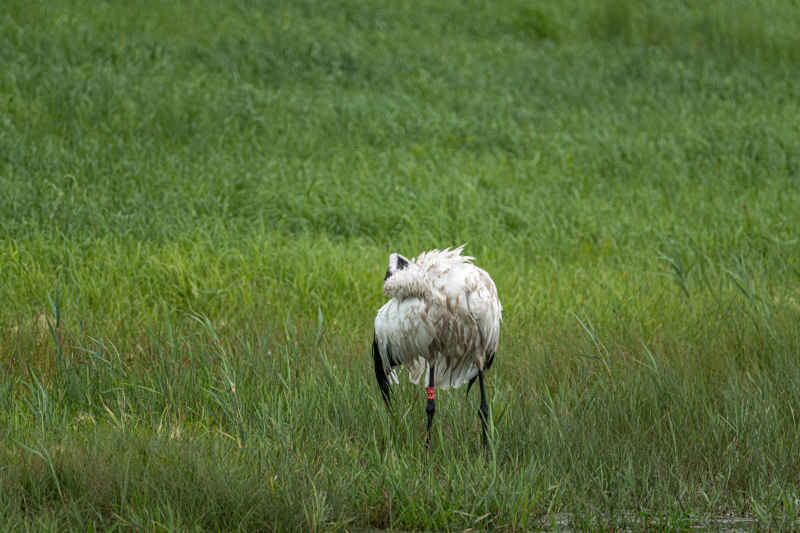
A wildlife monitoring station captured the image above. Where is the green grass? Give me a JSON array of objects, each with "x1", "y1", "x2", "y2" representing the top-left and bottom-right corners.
[{"x1": 2, "y1": 0, "x2": 800, "y2": 530}]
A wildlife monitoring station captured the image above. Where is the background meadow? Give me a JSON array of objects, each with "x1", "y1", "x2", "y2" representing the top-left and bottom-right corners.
[{"x1": 2, "y1": 0, "x2": 800, "y2": 531}]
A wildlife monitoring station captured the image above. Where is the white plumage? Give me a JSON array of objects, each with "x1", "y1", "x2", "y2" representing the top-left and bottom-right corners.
[{"x1": 372, "y1": 245, "x2": 502, "y2": 447}]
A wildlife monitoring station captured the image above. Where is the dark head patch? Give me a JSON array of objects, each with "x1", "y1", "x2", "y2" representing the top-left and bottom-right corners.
[{"x1": 384, "y1": 254, "x2": 409, "y2": 281}]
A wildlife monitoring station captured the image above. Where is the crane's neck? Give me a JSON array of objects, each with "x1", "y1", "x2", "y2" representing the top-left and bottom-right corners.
[{"x1": 382, "y1": 264, "x2": 431, "y2": 300}]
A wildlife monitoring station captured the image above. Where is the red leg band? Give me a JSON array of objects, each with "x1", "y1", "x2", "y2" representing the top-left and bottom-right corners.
[{"x1": 426, "y1": 387, "x2": 435, "y2": 401}]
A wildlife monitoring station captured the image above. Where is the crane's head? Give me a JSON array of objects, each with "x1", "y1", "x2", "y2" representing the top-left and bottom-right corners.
[{"x1": 384, "y1": 253, "x2": 410, "y2": 281}]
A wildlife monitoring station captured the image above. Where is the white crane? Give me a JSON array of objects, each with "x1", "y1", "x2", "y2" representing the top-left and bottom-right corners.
[{"x1": 372, "y1": 246, "x2": 502, "y2": 449}]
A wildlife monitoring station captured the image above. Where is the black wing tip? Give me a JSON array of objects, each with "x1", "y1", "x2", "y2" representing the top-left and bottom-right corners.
[{"x1": 372, "y1": 334, "x2": 392, "y2": 409}]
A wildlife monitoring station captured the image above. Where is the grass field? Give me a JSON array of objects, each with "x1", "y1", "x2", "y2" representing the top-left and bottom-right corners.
[{"x1": 2, "y1": 0, "x2": 800, "y2": 530}]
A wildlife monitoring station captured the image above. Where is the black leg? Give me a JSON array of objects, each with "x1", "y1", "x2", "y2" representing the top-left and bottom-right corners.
[
  {"x1": 425, "y1": 364, "x2": 435, "y2": 448},
  {"x1": 478, "y1": 369, "x2": 489, "y2": 452},
  {"x1": 465, "y1": 375, "x2": 476, "y2": 398}
]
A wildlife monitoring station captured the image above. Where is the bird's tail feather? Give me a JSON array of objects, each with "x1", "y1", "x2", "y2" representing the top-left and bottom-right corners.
[{"x1": 409, "y1": 359, "x2": 478, "y2": 390}]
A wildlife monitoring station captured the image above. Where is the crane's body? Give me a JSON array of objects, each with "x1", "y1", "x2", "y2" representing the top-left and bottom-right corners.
[{"x1": 372, "y1": 246, "x2": 501, "y2": 448}]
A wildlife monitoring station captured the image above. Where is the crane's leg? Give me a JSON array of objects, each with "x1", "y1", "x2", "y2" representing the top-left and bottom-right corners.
[
  {"x1": 478, "y1": 369, "x2": 490, "y2": 452},
  {"x1": 425, "y1": 363, "x2": 435, "y2": 448}
]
